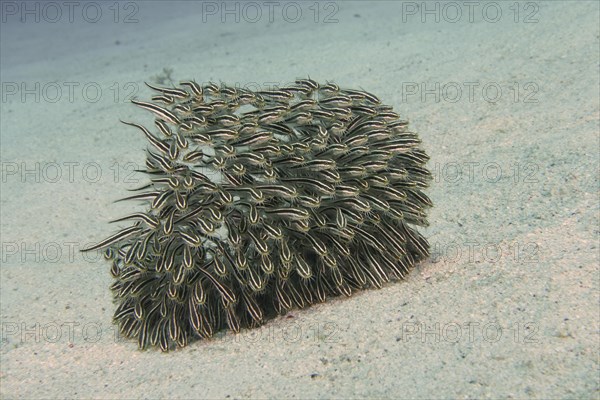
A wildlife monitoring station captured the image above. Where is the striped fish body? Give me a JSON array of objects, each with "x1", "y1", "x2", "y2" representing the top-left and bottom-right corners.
[{"x1": 82, "y1": 78, "x2": 431, "y2": 351}]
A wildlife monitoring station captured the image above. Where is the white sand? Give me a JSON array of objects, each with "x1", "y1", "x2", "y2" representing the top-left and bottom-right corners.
[{"x1": 1, "y1": 1, "x2": 598, "y2": 398}]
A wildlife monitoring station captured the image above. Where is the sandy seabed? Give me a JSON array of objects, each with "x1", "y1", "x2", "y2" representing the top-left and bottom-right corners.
[{"x1": 0, "y1": 1, "x2": 598, "y2": 399}]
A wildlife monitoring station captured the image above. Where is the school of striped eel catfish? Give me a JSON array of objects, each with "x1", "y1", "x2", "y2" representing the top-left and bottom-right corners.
[{"x1": 82, "y1": 78, "x2": 433, "y2": 351}]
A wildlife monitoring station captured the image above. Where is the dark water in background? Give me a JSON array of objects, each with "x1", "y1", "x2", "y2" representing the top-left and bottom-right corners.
[{"x1": 1, "y1": 2, "x2": 599, "y2": 398}]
